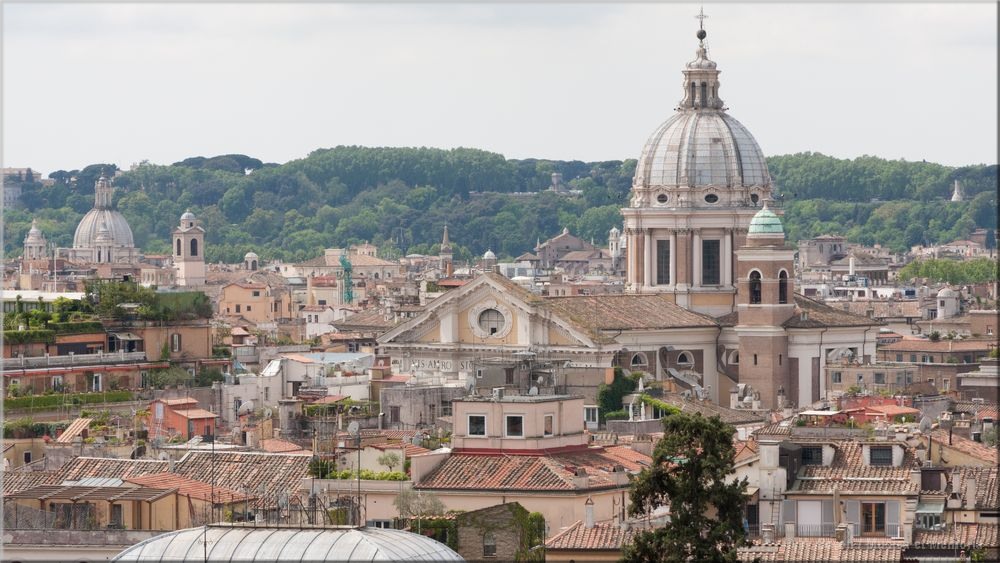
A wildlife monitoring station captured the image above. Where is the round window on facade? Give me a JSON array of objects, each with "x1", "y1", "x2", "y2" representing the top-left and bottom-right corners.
[
  {"x1": 656, "y1": 193, "x2": 669, "y2": 204},
  {"x1": 704, "y1": 194, "x2": 719, "y2": 204},
  {"x1": 478, "y1": 309, "x2": 506, "y2": 336}
]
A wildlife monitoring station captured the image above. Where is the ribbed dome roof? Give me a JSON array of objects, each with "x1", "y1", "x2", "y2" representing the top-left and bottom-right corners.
[
  {"x1": 24, "y1": 219, "x2": 45, "y2": 243},
  {"x1": 748, "y1": 203, "x2": 783, "y2": 236},
  {"x1": 112, "y1": 525, "x2": 464, "y2": 562},
  {"x1": 634, "y1": 111, "x2": 770, "y2": 190},
  {"x1": 937, "y1": 287, "x2": 958, "y2": 298},
  {"x1": 483, "y1": 249, "x2": 497, "y2": 260},
  {"x1": 244, "y1": 251, "x2": 259, "y2": 260},
  {"x1": 181, "y1": 210, "x2": 196, "y2": 222},
  {"x1": 73, "y1": 208, "x2": 134, "y2": 249}
]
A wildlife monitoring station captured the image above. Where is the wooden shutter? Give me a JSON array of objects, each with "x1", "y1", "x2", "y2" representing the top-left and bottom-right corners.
[
  {"x1": 782, "y1": 499, "x2": 796, "y2": 524},
  {"x1": 822, "y1": 500, "x2": 834, "y2": 534},
  {"x1": 846, "y1": 500, "x2": 860, "y2": 536},
  {"x1": 885, "y1": 500, "x2": 900, "y2": 537}
]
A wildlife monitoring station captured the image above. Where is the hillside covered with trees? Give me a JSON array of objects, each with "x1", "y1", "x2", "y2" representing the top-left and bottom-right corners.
[{"x1": 4, "y1": 148, "x2": 996, "y2": 265}]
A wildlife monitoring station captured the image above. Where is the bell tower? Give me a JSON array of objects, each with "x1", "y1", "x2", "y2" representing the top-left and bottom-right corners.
[
  {"x1": 734, "y1": 201, "x2": 795, "y2": 409},
  {"x1": 173, "y1": 210, "x2": 206, "y2": 286}
]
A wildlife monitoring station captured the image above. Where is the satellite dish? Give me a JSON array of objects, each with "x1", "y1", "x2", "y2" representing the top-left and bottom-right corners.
[
  {"x1": 263, "y1": 408, "x2": 273, "y2": 419},
  {"x1": 238, "y1": 401, "x2": 254, "y2": 415},
  {"x1": 347, "y1": 421, "x2": 360, "y2": 437},
  {"x1": 277, "y1": 492, "x2": 289, "y2": 510},
  {"x1": 158, "y1": 452, "x2": 169, "y2": 461},
  {"x1": 537, "y1": 375, "x2": 545, "y2": 384},
  {"x1": 919, "y1": 416, "x2": 932, "y2": 433},
  {"x1": 528, "y1": 386, "x2": 539, "y2": 396}
]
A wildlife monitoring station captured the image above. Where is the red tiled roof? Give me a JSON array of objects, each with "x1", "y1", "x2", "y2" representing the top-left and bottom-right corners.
[
  {"x1": 54, "y1": 457, "x2": 169, "y2": 483},
  {"x1": 792, "y1": 441, "x2": 919, "y2": 494},
  {"x1": 416, "y1": 446, "x2": 650, "y2": 492},
  {"x1": 260, "y1": 438, "x2": 311, "y2": 454},
  {"x1": 173, "y1": 408, "x2": 218, "y2": 420},
  {"x1": 312, "y1": 394, "x2": 348, "y2": 405},
  {"x1": 739, "y1": 538, "x2": 904, "y2": 562},
  {"x1": 171, "y1": 451, "x2": 311, "y2": 509},
  {"x1": 160, "y1": 397, "x2": 199, "y2": 407},
  {"x1": 56, "y1": 417, "x2": 92, "y2": 443},
  {"x1": 928, "y1": 429, "x2": 999, "y2": 465},
  {"x1": 866, "y1": 405, "x2": 921, "y2": 418},
  {"x1": 2, "y1": 470, "x2": 61, "y2": 495},
  {"x1": 545, "y1": 519, "x2": 640, "y2": 551},
  {"x1": 913, "y1": 523, "x2": 999, "y2": 548},
  {"x1": 950, "y1": 466, "x2": 1000, "y2": 509},
  {"x1": 125, "y1": 473, "x2": 252, "y2": 503},
  {"x1": 371, "y1": 443, "x2": 431, "y2": 457}
]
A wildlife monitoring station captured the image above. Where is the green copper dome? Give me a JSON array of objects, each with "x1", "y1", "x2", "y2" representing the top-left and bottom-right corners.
[{"x1": 748, "y1": 203, "x2": 784, "y2": 236}]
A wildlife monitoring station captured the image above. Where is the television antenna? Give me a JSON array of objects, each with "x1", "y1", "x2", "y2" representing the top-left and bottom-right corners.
[{"x1": 347, "y1": 421, "x2": 363, "y2": 527}]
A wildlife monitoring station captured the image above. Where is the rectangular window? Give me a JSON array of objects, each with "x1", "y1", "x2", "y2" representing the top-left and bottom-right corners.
[
  {"x1": 702, "y1": 239, "x2": 720, "y2": 285},
  {"x1": 246, "y1": 305, "x2": 252, "y2": 312},
  {"x1": 252, "y1": 290, "x2": 260, "y2": 297},
  {"x1": 869, "y1": 446, "x2": 893, "y2": 466},
  {"x1": 505, "y1": 367, "x2": 515, "y2": 386},
  {"x1": 91, "y1": 373, "x2": 102, "y2": 392},
  {"x1": 264, "y1": 387, "x2": 270, "y2": 401},
  {"x1": 942, "y1": 378, "x2": 950, "y2": 391},
  {"x1": 505, "y1": 415, "x2": 524, "y2": 438},
  {"x1": 171, "y1": 333, "x2": 182, "y2": 352},
  {"x1": 910, "y1": 354, "x2": 917, "y2": 362},
  {"x1": 916, "y1": 513, "x2": 941, "y2": 530},
  {"x1": 873, "y1": 372, "x2": 885, "y2": 384},
  {"x1": 831, "y1": 371, "x2": 842, "y2": 384},
  {"x1": 544, "y1": 414, "x2": 554, "y2": 437},
  {"x1": 896, "y1": 354, "x2": 903, "y2": 362},
  {"x1": 656, "y1": 239, "x2": 671, "y2": 285},
  {"x1": 111, "y1": 504, "x2": 123, "y2": 527},
  {"x1": 235, "y1": 304, "x2": 241, "y2": 313},
  {"x1": 963, "y1": 355, "x2": 973, "y2": 363},
  {"x1": 389, "y1": 406, "x2": 401, "y2": 424},
  {"x1": 468, "y1": 415, "x2": 486, "y2": 436},
  {"x1": 801, "y1": 446, "x2": 823, "y2": 466},
  {"x1": 234, "y1": 399, "x2": 242, "y2": 416},
  {"x1": 584, "y1": 406, "x2": 599, "y2": 424},
  {"x1": 318, "y1": 299, "x2": 327, "y2": 306},
  {"x1": 987, "y1": 326, "x2": 994, "y2": 336},
  {"x1": 155, "y1": 402, "x2": 165, "y2": 420},
  {"x1": 51, "y1": 375, "x2": 63, "y2": 390},
  {"x1": 140, "y1": 371, "x2": 148, "y2": 388}
]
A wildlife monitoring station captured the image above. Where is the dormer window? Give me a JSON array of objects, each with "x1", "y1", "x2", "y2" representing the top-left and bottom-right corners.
[
  {"x1": 869, "y1": 446, "x2": 893, "y2": 466},
  {"x1": 801, "y1": 446, "x2": 823, "y2": 466}
]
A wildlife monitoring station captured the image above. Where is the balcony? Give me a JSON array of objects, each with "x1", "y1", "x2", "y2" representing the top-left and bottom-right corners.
[{"x1": 0, "y1": 350, "x2": 147, "y2": 370}]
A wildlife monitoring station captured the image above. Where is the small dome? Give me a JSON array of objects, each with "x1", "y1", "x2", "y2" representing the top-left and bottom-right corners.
[
  {"x1": 180, "y1": 210, "x2": 196, "y2": 222},
  {"x1": 937, "y1": 287, "x2": 958, "y2": 298},
  {"x1": 609, "y1": 226, "x2": 620, "y2": 236},
  {"x1": 111, "y1": 525, "x2": 463, "y2": 562},
  {"x1": 747, "y1": 203, "x2": 784, "y2": 236},
  {"x1": 483, "y1": 249, "x2": 496, "y2": 260},
  {"x1": 244, "y1": 251, "x2": 259, "y2": 261},
  {"x1": 24, "y1": 219, "x2": 45, "y2": 243}
]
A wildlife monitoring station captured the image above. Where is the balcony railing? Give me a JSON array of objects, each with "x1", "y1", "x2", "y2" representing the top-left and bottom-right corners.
[{"x1": 1, "y1": 351, "x2": 147, "y2": 370}]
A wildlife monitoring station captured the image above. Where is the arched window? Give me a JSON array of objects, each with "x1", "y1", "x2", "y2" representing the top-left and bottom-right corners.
[
  {"x1": 731, "y1": 351, "x2": 740, "y2": 364},
  {"x1": 190, "y1": 238, "x2": 199, "y2": 257},
  {"x1": 700, "y1": 82, "x2": 708, "y2": 108},
  {"x1": 483, "y1": 532, "x2": 496, "y2": 558},
  {"x1": 176, "y1": 239, "x2": 182, "y2": 256},
  {"x1": 749, "y1": 271, "x2": 762, "y2": 304},
  {"x1": 779, "y1": 270, "x2": 788, "y2": 304},
  {"x1": 677, "y1": 352, "x2": 693, "y2": 366},
  {"x1": 630, "y1": 353, "x2": 647, "y2": 367},
  {"x1": 690, "y1": 82, "x2": 696, "y2": 105}
]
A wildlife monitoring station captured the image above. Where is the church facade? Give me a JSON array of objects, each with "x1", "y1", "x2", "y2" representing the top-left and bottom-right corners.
[{"x1": 380, "y1": 22, "x2": 879, "y2": 410}]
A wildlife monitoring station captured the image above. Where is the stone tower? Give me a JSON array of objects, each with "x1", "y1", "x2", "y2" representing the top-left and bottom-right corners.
[
  {"x1": 439, "y1": 225, "x2": 454, "y2": 277},
  {"x1": 173, "y1": 210, "x2": 206, "y2": 286},
  {"x1": 734, "y1": 201, "x2": 795, "y2": 410}
]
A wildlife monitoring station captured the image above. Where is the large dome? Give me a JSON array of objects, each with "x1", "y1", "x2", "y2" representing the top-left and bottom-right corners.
[
  {"x1": 634, "y1": 111, "x2": 770, "y2": 190},
  {"x1": 628, "y1": 28, "x2": 772, "y2": 210},
  {"x1": 73, "y1": 208, "x2": 135, "y2": 249},
  {"x1": 112, "y1": 525, "x2": 464, "y2": 562}
]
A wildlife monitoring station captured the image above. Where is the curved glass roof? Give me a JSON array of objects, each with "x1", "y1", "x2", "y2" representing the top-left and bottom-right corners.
[{"x1": 112, "y1": 525, "x2": 465, "y2": 562}]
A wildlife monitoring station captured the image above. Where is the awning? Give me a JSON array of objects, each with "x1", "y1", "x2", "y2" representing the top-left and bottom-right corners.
[
  {"x1": 111, "y1": 332, "x2": 143, "y2": 341},
  {"x1": 916, "y1": 500, "x2": 945, "y2": 514}
]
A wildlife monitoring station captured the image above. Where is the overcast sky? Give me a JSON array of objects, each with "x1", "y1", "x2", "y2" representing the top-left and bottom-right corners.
[{"x1": 3, "y1": 3, "x2": 996, "y2": 175}]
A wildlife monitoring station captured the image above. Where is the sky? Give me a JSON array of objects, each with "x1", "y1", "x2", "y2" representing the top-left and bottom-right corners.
[{"x1": 2, "y1": 2, "x2": 997, "y2": 176}]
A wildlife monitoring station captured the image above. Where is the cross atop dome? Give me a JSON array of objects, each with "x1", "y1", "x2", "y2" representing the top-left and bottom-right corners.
[{"x1": 695, "y1": 6, "x2": 708, "y2": 43}]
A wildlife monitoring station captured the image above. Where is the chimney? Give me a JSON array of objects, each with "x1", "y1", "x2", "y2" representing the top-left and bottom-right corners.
[
  {"x1": 168, "y1": 457, "x2": 176, "y2": 473},
  {"x1": 584, "y1": 497, "x2": 595, "y2": 529},
  {"x1": 964, "y1": 478, "x2": 978, "y2": 510},
  {"x1": 573, "y1": 468, "x2": 589, "y2": 490},
  {"x1": 761, "y1": 523, "x2": 775, "y2": 544}
]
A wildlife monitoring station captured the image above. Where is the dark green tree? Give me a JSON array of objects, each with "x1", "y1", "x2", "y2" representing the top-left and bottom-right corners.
[{"x1": 622, "y1": 412, "x2": 749, "y2": 563}]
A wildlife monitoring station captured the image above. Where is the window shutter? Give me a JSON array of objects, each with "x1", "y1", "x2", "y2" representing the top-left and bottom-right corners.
[
  {"x1": 821, "y1": 500, "x2": 834, "y2": 532},
  {"x1": 782, "y1": 500, "x2": 796, "y2": 524},
  {"x1": 885, "y1": 500, "x2": 900, "y2": 537},
  {"x1": 846, "y1": 501, "x2": 860, "y2": 535}
]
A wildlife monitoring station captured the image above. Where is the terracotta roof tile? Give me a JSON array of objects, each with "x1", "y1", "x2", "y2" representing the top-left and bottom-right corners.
[
  {"x1": 739, "y1": 538, "x2": 905, "y2": 562},
  {"x1": 792, "y1": 441, "x2": 919, "y2": 495},
  {"x1": 55, "y1": 417, "x2": 92, "y2": 443},
  {"x1": 543, "y1": 294, "x2": 718, "y2": 343},
  {"x1": 53, "y1": 457, "x2": 169, "y2": 483},
  {"x1": 2, "y1": 470, "x2": 61, "y2": 495},
  {"x1": 913, "y1": 523, "x2": 999, "y2": 548},
  {"x1": 950, "y1": 466, "x2": 1000, "y2": 509},
  {"x1": 416, "y1": 447, "x2": 650, "y2": 492},
  {"x1": 784, "y1": 295, "x2": 883, "y2": 329},
  {"x1": 260, "y1": 438, "x2": 311, "y2": 454},
  {"x1": 545, "y1": 519, "x2": 640, "y2": 551},
  {"x1": 170, "y1": 451, "x2": 311, "y2": 507},
  {"x1": 125, "y1": 473, "x2": 252, "y2": 503},
  {"x1": 655, "y1": 392, "x2": 768, "y2": 425},
  {"x1": 928, "y1": 429, "x2": 999, "y2": 466}
]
